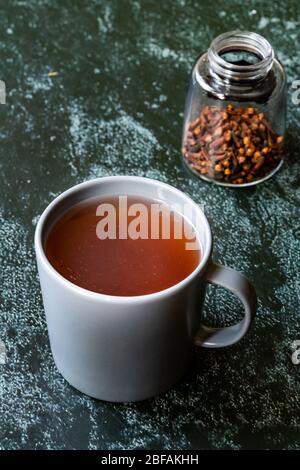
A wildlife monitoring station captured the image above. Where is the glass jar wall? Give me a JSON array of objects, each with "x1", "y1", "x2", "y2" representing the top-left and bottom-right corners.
[{"x1": 182, "y1": 31, "x2": 286, "y2": 187}]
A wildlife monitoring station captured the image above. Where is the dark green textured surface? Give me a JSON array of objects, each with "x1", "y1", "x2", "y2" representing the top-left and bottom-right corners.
[{"x1": 0, "y1": 0, "x2": 300, "y2": 450}]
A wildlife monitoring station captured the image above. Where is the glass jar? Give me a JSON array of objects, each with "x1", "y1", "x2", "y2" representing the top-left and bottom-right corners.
[{"x1": 182, "y1": 31, "x2": 286, "y2": 187}]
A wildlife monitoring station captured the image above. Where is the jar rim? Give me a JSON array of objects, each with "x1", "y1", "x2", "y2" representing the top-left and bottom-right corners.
[{"x1": 207, "y1": 30, "x2": 274, "y2": 82}]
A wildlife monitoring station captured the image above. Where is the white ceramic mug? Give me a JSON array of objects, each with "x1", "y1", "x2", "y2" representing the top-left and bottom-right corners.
[{"x1": 35, "y1": 176, "x2": 257, "y2": 402}]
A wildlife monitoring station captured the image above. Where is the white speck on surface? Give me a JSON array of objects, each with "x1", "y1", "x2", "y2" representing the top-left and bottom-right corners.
[
  {"x1": 258, "y1": 17, "x2": 270, "y2": 29},
  {"x1": 32, "y1": 215, "x2": 40, "y2": 226},
  {"x1": 0, "y1": 340, "x2": 7, "y2": 364},
  {"x1": 26, "y1": 75, "x2": 53, "y2": 94},
  {"x1": 144, "y1": 39, "x2": 191, "y2": 65},
  {"x1": 97, "y1": 5, "x2": 113, "y2": 34},
  {"x1": 285, "y1": 20, "x2": 297, "y2": 30}
]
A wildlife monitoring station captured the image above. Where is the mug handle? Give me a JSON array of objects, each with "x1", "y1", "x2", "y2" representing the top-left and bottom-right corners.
[{"x1": 195, "y1": 262, "x2": 257, "y2": 348}]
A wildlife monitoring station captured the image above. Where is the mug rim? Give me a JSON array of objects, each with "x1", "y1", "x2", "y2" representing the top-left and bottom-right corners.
[{"x1": 34, "y1": 176, "x2": 213, "y2": 303}]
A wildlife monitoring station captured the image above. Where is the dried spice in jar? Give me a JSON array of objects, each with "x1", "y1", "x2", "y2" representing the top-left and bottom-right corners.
[
  {"x1": 182, "y1": 31, "x2": 286, "y2": 187},
  {"x1": 183, "y1": 104, "x2": 284, "y2": 185}
]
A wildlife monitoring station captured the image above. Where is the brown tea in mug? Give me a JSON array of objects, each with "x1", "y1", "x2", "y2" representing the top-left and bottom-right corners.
[{"x1": 45, "y1": 196, "x2": 201, "y2": 296}]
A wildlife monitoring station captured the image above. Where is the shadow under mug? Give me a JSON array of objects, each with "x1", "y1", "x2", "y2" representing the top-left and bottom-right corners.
[{"x1": 35, "y1": 176, "x2": 257, "y2": 402}]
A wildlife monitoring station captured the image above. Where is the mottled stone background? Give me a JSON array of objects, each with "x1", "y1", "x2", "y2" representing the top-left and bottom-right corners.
[{"x1": 0, "y1": 0, "x2": 299, "y2": 450}]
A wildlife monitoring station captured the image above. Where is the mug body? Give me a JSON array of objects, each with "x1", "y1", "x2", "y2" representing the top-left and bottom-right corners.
[{"x1": 35, "y1": 176, "x2": 212, "y2": 402}]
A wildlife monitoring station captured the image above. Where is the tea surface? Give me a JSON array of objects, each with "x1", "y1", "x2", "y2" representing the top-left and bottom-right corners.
[{"x1": 45, "y1": 195, "x2": 200, "y2": 296}]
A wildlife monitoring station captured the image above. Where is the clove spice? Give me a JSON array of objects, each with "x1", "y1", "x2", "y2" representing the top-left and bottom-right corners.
[{"x1": 182, "y1": 104, "x2": 284, "y2": 185}]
